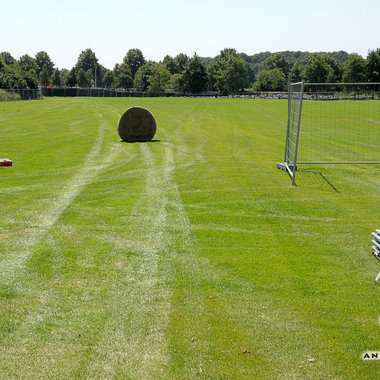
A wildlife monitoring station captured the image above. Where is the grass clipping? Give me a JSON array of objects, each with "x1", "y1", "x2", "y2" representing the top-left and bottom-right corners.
[{"x1": 118, "y1": 107, "x2": 157, "y2": 142}]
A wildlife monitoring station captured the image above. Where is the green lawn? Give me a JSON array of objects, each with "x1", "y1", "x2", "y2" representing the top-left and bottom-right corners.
[
  {"x1": 299, "y1": 99, "x2": 380, "y2": 164},
  {"x1": 0, "y1": 97, "x2": 379, "y2": 379}
]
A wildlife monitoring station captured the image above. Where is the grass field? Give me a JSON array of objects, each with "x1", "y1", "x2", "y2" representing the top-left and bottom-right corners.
[
  {"x1": 0, "y1": 97, "x2": 379, "y2": 379},
  {"x1": 300, "y1": 99, "x2": 380, "y2": 164}
]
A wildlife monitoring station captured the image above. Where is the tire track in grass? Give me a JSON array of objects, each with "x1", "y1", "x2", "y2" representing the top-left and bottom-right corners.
[
  {"x1": 142, "y1": 136, "x2": 341, "y2": 378},
  {"x1": 84, "y1": 142, "x2": 188, "y2": 379},
  {"x1": 0, "y1": 122, "x2": 136, "y2": 376},
  {"x1": 0, "y1": 123, "x2": 122, "y2": 282},
  {"x1": 0, "y1": 101, "x2": 341, "y2": 377},
  {"x1": 76, "y1": 127, "x2": 339, "y2": 378},
  {"x1": 0, "y1": 99, "x2": 145, "y2": 377},
  {"x1": 120, "y1": 143, "x2": 171, "y2": 378}
]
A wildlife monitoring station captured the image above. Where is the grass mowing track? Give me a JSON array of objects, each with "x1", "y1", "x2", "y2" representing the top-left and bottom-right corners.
[{"x1": 0, "y1": 97, "x2": 379, "y2": 379}]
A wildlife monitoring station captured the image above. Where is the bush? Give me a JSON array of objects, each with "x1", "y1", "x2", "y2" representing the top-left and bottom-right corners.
[{"x1": 0, "y1": 89, "x2": 21, "y2": 101}]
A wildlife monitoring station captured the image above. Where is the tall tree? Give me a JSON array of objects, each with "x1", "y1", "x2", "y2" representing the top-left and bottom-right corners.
[
  {"x1": 16, "y1": 54, "x2": 38, "y2": 88},
  {"x1": 367, "y1": 48, "x2": 380, "y2": 82},
  {"x1": 85, "y1": 69, "x2": 94, "y2": 87},
  {"x1": 325, "y1": 55, "x2": 343, "y2": 82},
  {"x1": 102, "y1": 70, "x2": 114, "y2": 88},
  {"x1": 0, "y1": 52, "x2": 16, "y2": 65},
  {"x1": 167, "y1": 73, "x2": 182, "y2": 91},
  {"x1": 66, "y1": 68, "x2": 77, "y2": 87},
  {"x1": 59, "y1": 69, "x2": 69, "y2": 86},
  {"x1": 210, "y1": 48, "x2": 248, "y2": 95},
  {"x1": 173, "y1": 53, "x2": 189, "y2": 73},
  {"x1": 254, "y1": 68, "x2": 287, "y2": 91},
  {"x1": 342, "y1": 54, "x2": 367, "y2": 82},
  {"x1": 123, "y1": 49, "x2": 145, "y2": 78},
  {"x1": 134, "y1": 61, "x2": 155, "y2": 91},
  {"x1": 39, "y1": 66, "x2": 52, "y2": 86},
  {"x1": 147, "y1": 63, "x2": 171, "y2": 93},
  {"x1": 288, "y1": 63, "x2": 302, "y2": 83},
  {"x1": 162, "y1": 55, "x2": 177, "y2": 74},
  {"x1": 35, "y1": 51, "x2": 54, "y2": 83},
  {"x1": 22, "y1": 70, "x2": 38, "y2": 89},
  {"x1": 260, "y1": 52, "x2": 290, "y2": 78},
  {"x1": 179, "y1": 53, "x2": 208, "y2": 93},
  {"x1": 52, "y1": 68, "x2": 61, "y2": 86},
  {"x1": 75, "y1": 48, "x2": 99, "y2": 85},
  {"x1": 0, "y1": 65, "x2": 27, "y2": 89},
  {"x1": 77, "y1": 69, "x2": 87, "y2": 87},
  {"x1": 303, "y1": 54, "x2": 330, "y2": 83},
  {"x1": 18, "y1": 54, "x2": 36, "y2": 73},
  {"x1": 113, "y1": 63, "x2": 133, "y2": 88}
]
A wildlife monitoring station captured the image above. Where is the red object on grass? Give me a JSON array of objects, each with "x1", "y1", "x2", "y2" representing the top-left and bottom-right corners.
[{"x1": 0, "y1": 158, "x2": 12, "y2": 166}]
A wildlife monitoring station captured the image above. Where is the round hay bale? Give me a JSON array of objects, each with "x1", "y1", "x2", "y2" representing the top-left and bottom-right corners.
[{"x1": 117, "y1": 107, "x2": 156, "y2": 142}]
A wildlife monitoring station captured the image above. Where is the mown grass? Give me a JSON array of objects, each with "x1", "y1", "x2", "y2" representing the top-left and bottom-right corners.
[
  {"x1": 299, "y1": 99, "x2": 380, "y2": 164},
  {"x1": 0, "y1": 97, "x2": 379, "y2": 379}
]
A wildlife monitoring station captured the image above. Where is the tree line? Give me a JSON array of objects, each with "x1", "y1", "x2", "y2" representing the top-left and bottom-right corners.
[{"x1": 1, "y1": 48, "x2": 379, "y2": 95}]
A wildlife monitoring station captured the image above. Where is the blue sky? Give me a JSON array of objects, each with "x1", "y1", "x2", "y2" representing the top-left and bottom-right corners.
[{"x1": 1, "y1": 0, "x2": 379, "y2": 69}]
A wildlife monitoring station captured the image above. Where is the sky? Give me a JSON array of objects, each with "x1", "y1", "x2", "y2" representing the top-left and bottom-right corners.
[{"x1": 1, "y1": 0, "x2": 379, "y2": 69}]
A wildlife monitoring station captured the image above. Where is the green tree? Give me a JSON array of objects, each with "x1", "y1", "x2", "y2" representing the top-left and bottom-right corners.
[
  {"x1": 0, "y1": 52, "x2": 16, "y2": 65},
  {"x1": 288, "y1": 63, "x2": 302, "y2": 83},
  {"x1": 59, "y1": 69, "x2": 69, "y2": 86},
  {"x1": 101, "y1": 69, "x2": 114, "y2": 88},
  {"x1": 162, "y1": 55, "x2": 177, "y2": 74},
  {"x1": 39, "y1": 65, "x2": 52, "y2": 86},
  {"x1": 15, "y1": 54, "x2": 38, "y2": 88},
  {"x1": 75, "y1": 48, "x2": 98, "y2": 72},
  {"x1": 173, "y1": 53, "x2": 189, "y2": 73},
  {"x1": 86, "y1": 69, "x2": 94, "y2": 87},
  {"x1": 93, "y1": 65, "x2": 109, "y2": 88},
  {"x1": 254, "y1": 68, "x2": 287, "y2": 91},
  {"x1": 260, "y1": 52, "x2": 290, "y2": 78},
  {"x1": 75, "y1": 48, "x2": 99, "y2": 86},
  {"x1": 35, "y1": 51, "x2": 54, "y2": 83},
  {"x1": 325, "y1": 55, "x2": 343, "y2": 82},
  {"x1": 123, "y1": 49, "x2": 145, "y2": 78},
  {"x1": 66, "y1": 68, "x2": 77, "y2": 87},
  {"x1": 303, "y1": 54, "x2": 330, "y2": 83},
  {"x1": 77, "y1": 69, "x2": 87, "y2": 87},
  {"x1": 113, "y1": 63, "x2": 133, "y2": 88},
  {"x1": 0, "y1": 65, "x2": 27, "y2": 88},
  {"x1": 167, "y1": 73, "x2": 182, "y2": 91},
  {"x1": 134, "y1": 61, "x2": 155, "y2": 91},
  {"x1": 179, "y1": 53, "x2": 208, "y2": 93},
  {"x1": 148, "y1": 63, "x2": 171, "y2": 93},
  {"x1": 22, "y1": 70, "x2": 38, "y2": 89},
  {"x1": 246, "y1": 62, "x2": 256, "y2": 84},
  {"x1": 52, "y1": 68, "x2": 61, "y2": 87},
  {"x1": 342, "y1": 54, "x2": 367, "y2": 82},
  {"x1": 211, "y1": 48, "x2": 248, "y2": 95},
  {"x1": 367, "y1": 48, "x2": 380, "y2": 82},
  {"x1": 18, "y1": 54, "x2": 36, "y2": 73}
]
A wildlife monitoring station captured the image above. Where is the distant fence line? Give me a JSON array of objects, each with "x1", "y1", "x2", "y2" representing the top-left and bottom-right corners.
[
  {"x1": 3, "y1": 87, "x2": 286, "y2": 101},
  {"x1": 41, "y1": 87, "x2": 219, "y2": 98},
  {"x1": 41, "y1": 87, "x2": 293, "y2": 99},
  {"x1": 2, "y1": 86, "x2": 380, "y2": 101},
  {"x1": 40, "y1": 87, "x2": 380, "y2": 100},
  {"x1": 302, "y1": 82, "x2": 380, "y2": 100}
]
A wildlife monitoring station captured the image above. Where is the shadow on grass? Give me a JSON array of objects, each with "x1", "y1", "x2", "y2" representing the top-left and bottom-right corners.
[
  {"x1": 119, "y1": 139, "x2": 161, "y2": 143},
  {"x1": 298, "y1": 169, "x2": 340, "y2": 193},
  {"x1": 319, "y1": 172, "x2": 340, "y2": 193}
]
